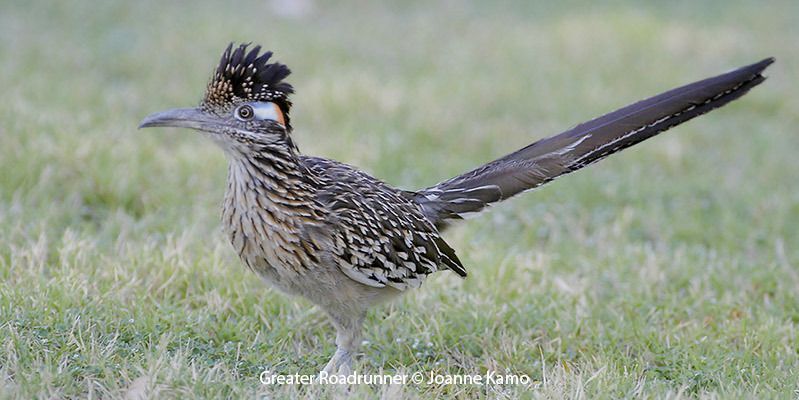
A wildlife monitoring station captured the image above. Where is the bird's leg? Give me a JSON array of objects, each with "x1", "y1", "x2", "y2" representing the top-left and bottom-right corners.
[{"x1": 321, "y1": 311, "x2": 365, "y2": 375}]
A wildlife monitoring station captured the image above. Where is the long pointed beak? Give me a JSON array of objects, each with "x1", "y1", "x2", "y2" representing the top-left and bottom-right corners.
[{"x1": 138, "y1": 107, "x2": 216, "y2": 130}]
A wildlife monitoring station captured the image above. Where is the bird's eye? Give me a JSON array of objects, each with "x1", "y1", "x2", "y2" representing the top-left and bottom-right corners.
[
  {"x1": 236, "y1": 105, "x2": 254, "y2": 120},
  {"x1": 234, "y1": 102, "x2": 286, "y2": 126}
]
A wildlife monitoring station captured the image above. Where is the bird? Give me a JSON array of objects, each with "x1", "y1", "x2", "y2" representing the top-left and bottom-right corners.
[{"x1": 140, "y1": 43, "x2": 773, "y2": 374}]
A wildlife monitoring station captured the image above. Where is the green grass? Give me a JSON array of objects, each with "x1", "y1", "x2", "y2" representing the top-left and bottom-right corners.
[{"x1": 1, "y1": 0, "x2": 798, "y2": 398}]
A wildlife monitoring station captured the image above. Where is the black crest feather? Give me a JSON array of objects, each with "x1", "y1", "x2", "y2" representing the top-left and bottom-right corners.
[{"x1": 202, "y1": 43, "x2": 294, "y2": 129}]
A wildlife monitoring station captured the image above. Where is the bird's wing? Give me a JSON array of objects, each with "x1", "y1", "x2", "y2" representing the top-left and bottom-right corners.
[{"x1": 302, "y1": 156, "x2": 465, "y2": 290}]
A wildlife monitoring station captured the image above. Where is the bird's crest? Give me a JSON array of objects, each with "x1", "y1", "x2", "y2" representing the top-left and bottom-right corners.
[{"x1": 202, "y1": 43, "x2": 294, "y2": 129}]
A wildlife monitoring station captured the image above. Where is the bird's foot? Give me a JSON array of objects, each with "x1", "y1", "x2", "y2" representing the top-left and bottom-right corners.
[{"x1": 321, "y1": 348, "x2": 353, "y2": 376}]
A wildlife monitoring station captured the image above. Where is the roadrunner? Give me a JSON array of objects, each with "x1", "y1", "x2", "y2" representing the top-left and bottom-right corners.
[{"x1": 140, "y1": 43, "x2": 773, "y2": 373}]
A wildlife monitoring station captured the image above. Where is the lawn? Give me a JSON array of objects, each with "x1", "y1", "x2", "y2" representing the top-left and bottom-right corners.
[{"x1": 1, "y1": 0, "x2": 797, "y2": 398}]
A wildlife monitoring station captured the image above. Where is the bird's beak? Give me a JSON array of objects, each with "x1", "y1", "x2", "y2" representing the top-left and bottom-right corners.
[{"x1": 138, "y1": 107, "x2": 217, "y2": 131}]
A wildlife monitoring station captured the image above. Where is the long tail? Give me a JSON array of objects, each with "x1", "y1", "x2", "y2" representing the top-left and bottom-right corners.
[{"x1": 414, "y1": 58, "x2": 774, "y2": 229}]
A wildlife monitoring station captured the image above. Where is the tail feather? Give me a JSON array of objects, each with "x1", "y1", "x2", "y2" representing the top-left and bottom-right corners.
[{"x1": 415, "y1": 58, "x2": 774, "y2": 229}]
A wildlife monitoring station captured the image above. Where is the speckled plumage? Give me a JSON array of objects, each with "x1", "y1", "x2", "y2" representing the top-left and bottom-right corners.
[
  {"x1": 206, "y1": 45, "x2": 467, "y2": 299},
  {"x1": 304, "y1": 156, "x2": 465, "y2": 289},
  {"x1": 140, "y1": 43, "x2": 772, "y2": 373}
]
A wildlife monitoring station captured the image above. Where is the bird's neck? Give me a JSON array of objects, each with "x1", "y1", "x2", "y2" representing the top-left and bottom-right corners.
[
  {"x1": 223, "y1": 142, "x2": 323, "y2": 242},
  {"x1": 224, "y1": 143, "x2": 317, "y2": 212}
]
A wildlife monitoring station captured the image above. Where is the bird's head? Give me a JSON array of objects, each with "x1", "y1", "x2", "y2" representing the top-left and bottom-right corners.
[{"x1": 140, "y1": 43, "x2": 296, "y2": 155}]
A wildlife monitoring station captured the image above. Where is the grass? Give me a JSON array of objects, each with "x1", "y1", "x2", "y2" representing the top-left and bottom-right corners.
[{"x1": 1, "y1": 0, "x2": 798, "y2": 398}]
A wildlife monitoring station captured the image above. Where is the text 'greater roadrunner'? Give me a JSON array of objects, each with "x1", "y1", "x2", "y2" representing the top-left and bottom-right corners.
[{"x1": 140, "y1": 43, "x2": 773, "y2": 373}]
